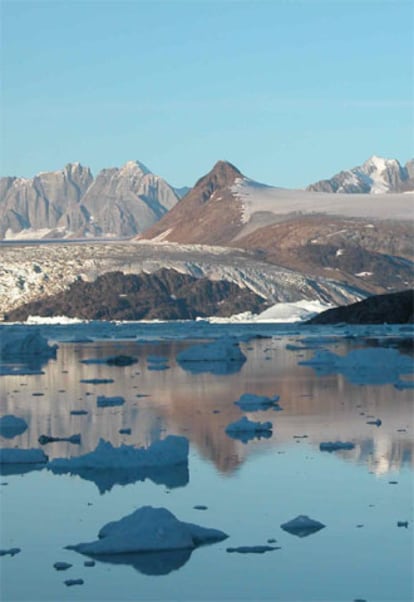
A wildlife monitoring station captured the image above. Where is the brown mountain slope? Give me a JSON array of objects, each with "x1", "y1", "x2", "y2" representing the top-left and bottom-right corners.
[{"x1": 138, "y1": 161, "x2": 245, "y2": 245}]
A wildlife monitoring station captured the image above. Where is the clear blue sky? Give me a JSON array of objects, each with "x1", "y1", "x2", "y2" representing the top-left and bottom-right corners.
[{"x1": 1, "y1": 0, "x2": 413, "y2": 188}]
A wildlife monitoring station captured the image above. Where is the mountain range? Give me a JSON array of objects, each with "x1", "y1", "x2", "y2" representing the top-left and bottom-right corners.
[
  {"x1": 0, "y1": 155, "x2": 413, "y2": 318},
  {"x1": 1, "y1": 155, "x2": 412, "y2": 241},
  {"x1": 0, "y1": 160, "x2": 180, "y2": 239}
]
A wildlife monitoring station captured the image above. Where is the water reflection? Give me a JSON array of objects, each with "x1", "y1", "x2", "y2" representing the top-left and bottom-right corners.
[
  {"x1": 84, "y1": 549, "x2": 192, "y2": 576},
  {"x1": 47, "y1": 462, "x2": 189, "y2": 494},
  {"x1": 1, "y1": 336, "x2": 413, "y2": 477}
]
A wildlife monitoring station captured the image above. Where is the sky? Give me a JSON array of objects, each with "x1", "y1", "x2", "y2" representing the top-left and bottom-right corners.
[{"x1": 1, "y1": 0, "x2": 413, "y2": 188}]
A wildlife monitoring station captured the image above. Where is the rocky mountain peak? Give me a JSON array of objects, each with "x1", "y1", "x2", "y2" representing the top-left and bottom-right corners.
[
  {"x1": 307, "y1": 156, "x2": 413, "y2": 194},
  {"x1": 120, "y1": 160, "x2": 151, "y2": 176},
  {"x1": 192, "y1": 160, "x2": 244, "y2": 201}
]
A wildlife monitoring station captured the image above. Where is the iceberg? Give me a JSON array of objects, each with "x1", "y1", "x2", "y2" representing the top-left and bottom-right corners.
[
  {"x1": 64, "y1": 504, "x2": 228, "y2": 573},
  {"x1": 319, "y1": 441, "x2": 355, "y2": 452},
  {"x1": 177, "y1": 337, "x2": 246, "y2": 375},
  {"x1": 0, "y1": 415, "x2": 28, "y2": 439},
  {"x1": 0, "y1": 448, "x2": 48, "y2": 464},
  {"x1": 48, "y1": 436, "x2": 189, "y2": 493},
  {"x1": 96, "y1": 396, "x2": 125, "y2": 408},
  {"x1": 225, "y1": 416, "x2": 272, "y2": 443},
  {"x1": 299, "y1": 347, "x2": 413, "y2": 385},
  {"x1": 234, "y1": 393, "x2": 281, "y2": 412},
  {"x1": 281, "y1": 515, "x2": 326, "y2": 538},
  {"x1": 0, "y1": 327, "x2": 57, "y2": 375}
]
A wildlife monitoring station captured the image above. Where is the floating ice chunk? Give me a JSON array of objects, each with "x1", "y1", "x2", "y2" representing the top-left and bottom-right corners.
[
  {"x1": 177, "y1": 337, "x2": 246, "y2": 364},
  {"x1": 97, "y1": 396, "x2": 125, "y2": 408},
  {"x1": 0, "y1": 415, "x2": 28, "y2": 439},
  {"x1": 226, "y1": 416, "x2": 272, "y2": 434},
  {"x1": 319, "y1": 441, "x2": 355, "y2": 452},
  {"x1": 234, "y1": 393, "x2": 281, "y2": 412},
  {"x1": 0, "y1": 548, "x2": 21, "y2": 556},
  {"x1": 0, "y1": 448, "x2": 48, "y2": 464},
  {"x1": 225, "y1": 416, "x2": 272, "y2": 443},
  {"x1": 300, "y1": 347, "x2": 413, "y2": 385},
  {"x1": 366, "y1": 419, "x2": 382, "y2": 427},
  {"x1": 80, "y1": 378, "x2": 114, "y2": 384},
  {"x1": 106, "y1": 355, "x2": 137, "y2": 366},
  {"x1": 53, "y1": 562, "x2": 72, "y2": 571},
  {"x1": 226, "y1": 545, "x2": 280, "y2": 553},
  {"x1": 64, "y1": 579, "x2": 84, "y2": 586},
  {"x1": 66, "y1": 506, "x2": 228, "y2": 556},
  {"x1": 39, "y1": 434, "x2": 81, "y2": 445},
  {"x1": 49, "y1": 436, "x2": 188, "y2": 470},
  {"x1": 0, "y1": 328, "x2": 57, "y2": 359},
  {"x1": 280, "y1": 515, "x2": 326, "y2": 537},
  {"x1": 48, "y1": 436, "x2": 189, "y2": 493}
]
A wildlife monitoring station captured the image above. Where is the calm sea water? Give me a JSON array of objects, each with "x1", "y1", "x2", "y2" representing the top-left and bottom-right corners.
[{"x1": 1, "y1": 327, "x2": 413, "y2": 601}]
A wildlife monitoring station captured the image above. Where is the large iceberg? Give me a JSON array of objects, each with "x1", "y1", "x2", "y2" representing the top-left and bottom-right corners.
[
  {"x1": 177, "y1": 337, "x2": 246, "y2": 374},
  {"x1": 66, "y1": 505, "x2": 228, "y2": 557},
  {"x1": 0, "y1": 327, "x2": 58, "y2": 375},
  {"x1": 299, "y1": 347, "x2": 413, "y2": 385},
  {"x1": 0, "y1": 328, "x2": 57, "y2": 359},
  {"x1": 48, "y1": 436, "x2": 189, "y2": 493}
]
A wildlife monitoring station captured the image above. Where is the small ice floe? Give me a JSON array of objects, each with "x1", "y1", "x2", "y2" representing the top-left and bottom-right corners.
[
  {"x1": 234, "y1": 393, "x2": 281, "y2": 412},
  {"x1": 0, "y1": 415, "x2": 28, "y2": 439},
  {"x1": 97, "y1": 395, "x2": 125, "y2": 408},
  {"x1": 53, "y1": 561, "x2": 72, "y2": 571},
  {"x1": 225, "y1": 417, "x2": 272, "y2": 444},
  {"x1": 106, "y1": 355, "x2": 137, "y2": 366},
  {"x1": 366, "y1": 419, "x2": 382, "y2": 427},
  {"x1": 39, "y1": 434, "x2": 81, "y2": 445},
  {"x1": 319, "y1": 441, "x2": 355, "y2": 452},
  {"x1": 80, "y1": 378, "x2": 114, "y2": 384},
  {"x1": 177, "y1": 337, "x2": 246, "y2": 375},
  {"x1": 280, "y1": 515, "x2": 326, "y2": 538},
  {"x1": 0, "y1": 448, "x2": 48, "y2": 464},
  {"x1": 48, "y1": 436, "x2": 189, "y2": 493},
  {"x1": 300, "y1": 347, "x2": 413, "y2": 386},
  {"x1": 64, "y1": 579, "x2": 84, "y2": 587},
  {"x1": 70, "y1": 410, "x2": 88, "y2": 416},
  {"x1": 66, "y1": 506, "x2": 228, "y2": 558},
  {"x1": 226, "y1": 545, "x2": 280, "y2": 554},
  {"x1": 0, "y1": 548, "x2": 21, "y2": 557}
]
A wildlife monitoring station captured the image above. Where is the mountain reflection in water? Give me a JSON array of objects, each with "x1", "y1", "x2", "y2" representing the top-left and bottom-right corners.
[{"x1": 1, "y1": 335, "x2": 413, "y2": 478}]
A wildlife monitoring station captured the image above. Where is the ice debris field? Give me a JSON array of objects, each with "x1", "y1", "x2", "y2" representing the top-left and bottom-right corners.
[{"x1": 0, "y1": 319, "x2": 413, "y2": 601}]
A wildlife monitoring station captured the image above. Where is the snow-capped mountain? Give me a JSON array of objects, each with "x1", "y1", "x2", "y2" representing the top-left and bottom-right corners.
[
  {"x1": 0, "y1": 161, "x2": 179, "y2": 239},
  {"x1": 140, "y1": 159, "x2": 414, "y2": 293},
  {"x1": 307, "y1": 156, "x2": 414, "y2": 194}
]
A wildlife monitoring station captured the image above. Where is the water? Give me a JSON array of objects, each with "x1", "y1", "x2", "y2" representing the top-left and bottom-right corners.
[{"x1": 1, "y1": 326, "x2": 413, "y2": 601}]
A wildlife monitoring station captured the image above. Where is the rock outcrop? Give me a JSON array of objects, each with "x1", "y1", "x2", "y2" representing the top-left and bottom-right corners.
[{"x1": 306, "y1": 289, "x2": 414, "y2": 324}]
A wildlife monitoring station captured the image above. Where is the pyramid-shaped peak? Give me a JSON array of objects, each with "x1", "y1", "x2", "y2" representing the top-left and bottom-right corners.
[
  {"x1": 121, "y1": 160, "x2": 152, "y2": 175},
  {"x1": 211, "y1": 160, "x2": 243, "y2": 178},
  {"x1": 193, "y1": 160, "x2": 244, "y2": 191}
]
